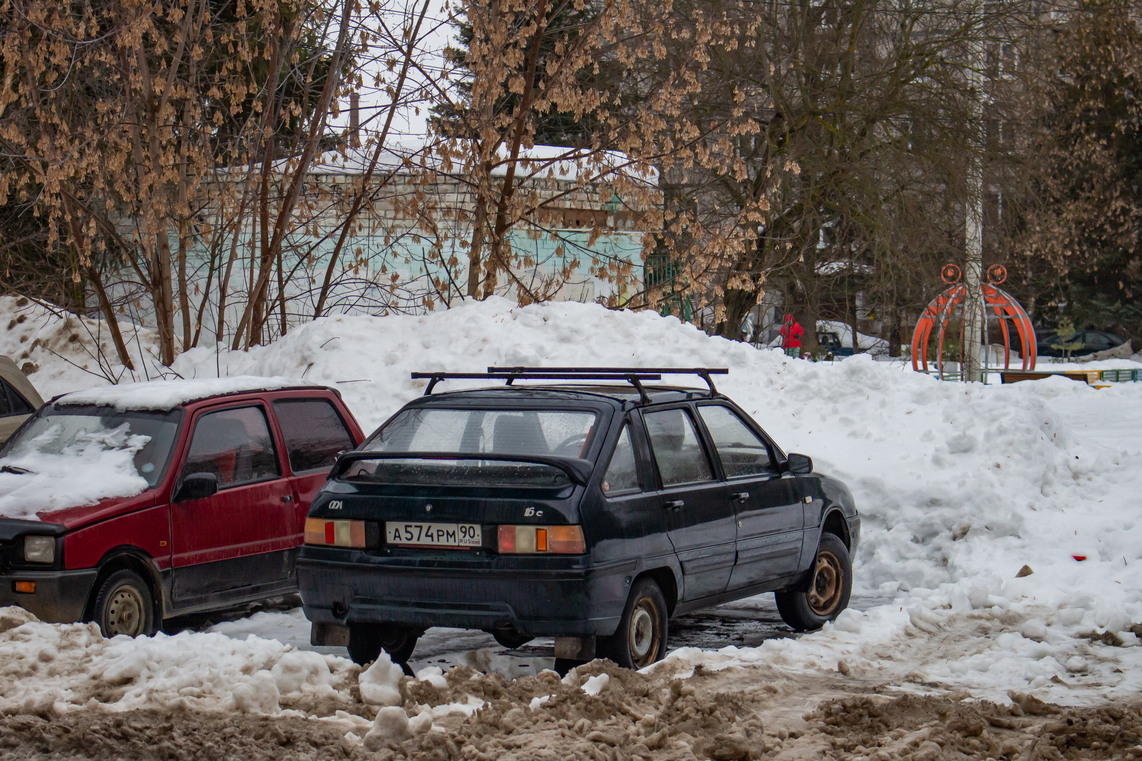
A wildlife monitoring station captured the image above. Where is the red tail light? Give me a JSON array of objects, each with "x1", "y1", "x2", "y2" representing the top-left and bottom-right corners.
[
  {"x1": 305, "y1": 518, "x2": 366, "y2": 548},
  {"x1": 497, "y1": 525, "x2": 585, "y2": 554}
]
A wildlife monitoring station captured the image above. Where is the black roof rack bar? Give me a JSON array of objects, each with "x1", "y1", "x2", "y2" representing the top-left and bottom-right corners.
[
  {"x1": 411, "y1": 371, "x2": 666, "y2": 397},
  {"x1": 488, "y1": 367, "x2": 728, "y2": 395}
]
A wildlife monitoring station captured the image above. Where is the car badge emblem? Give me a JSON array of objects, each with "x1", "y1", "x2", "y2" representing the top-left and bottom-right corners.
[{"x1": 425, "y1": 503, "x2": 433, "y2": 513}]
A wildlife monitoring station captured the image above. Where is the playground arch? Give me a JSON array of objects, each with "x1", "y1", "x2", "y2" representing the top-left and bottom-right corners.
[{"x1": 911, "y1": 264, "x2": 1037, "y2": 380}]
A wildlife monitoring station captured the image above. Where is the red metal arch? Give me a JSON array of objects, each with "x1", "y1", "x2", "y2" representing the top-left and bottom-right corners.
[{"x1": 911, "y1": 283, "x2": 1037, "y2": 379}]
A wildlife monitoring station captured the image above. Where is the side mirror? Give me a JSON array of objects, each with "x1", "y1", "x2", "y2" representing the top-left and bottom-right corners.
[
  {"x1": 785, "y1": 453, "x2": 814, "y2": 475},
  {"x1": 175, "y1": 472, "x2": 220, "y2": 502}
]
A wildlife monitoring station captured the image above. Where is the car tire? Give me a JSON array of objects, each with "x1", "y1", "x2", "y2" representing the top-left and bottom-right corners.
[
  {"x1": 776, "y1": 532, "x2": 852, "y2": 631},
  {"x1": 347, "y1": 623, "x2": 419, "y2": 665},
  {"x1": 93, "y1": 569, "x2": 156, "y2": 638},
  {"x1": 491, "y1": 628, "x2": 534, "y2": 650},
  {"x1": 598, "y1": 577, "x2": 668, "y2": 669}
]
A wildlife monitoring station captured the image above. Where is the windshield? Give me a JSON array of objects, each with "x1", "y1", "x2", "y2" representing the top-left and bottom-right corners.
[{"x1": 0, "y1": 404, "x2": 182, "y2": 488}]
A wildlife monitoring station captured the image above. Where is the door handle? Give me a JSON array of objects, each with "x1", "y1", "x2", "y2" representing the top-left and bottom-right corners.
[
  {"x1": 665, "y1": 499, "x2": 684, "y2": 510},
  {"x1": 281, "y1": 494, "x2": 294, "y2": 503},
  {"x1": 732, "y1": 491, "x2": 750, "y2": 501}
]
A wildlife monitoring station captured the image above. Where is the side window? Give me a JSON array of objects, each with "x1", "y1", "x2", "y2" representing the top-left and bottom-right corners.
[
  {"x1": 644, "y1": 408, "x2": 714, "y2": 487},
  {"x1": 1086, "y1": 332, "x2": 1112, "y2": 351},
  {"x1": 273, "y1": 399, "x2": 355, "y2": 473},
  {"x1": 602, "y1": 425, "x2": 640, "y2": 495},
  {"x1": 698, "y1": 405, "x2": 777, "y2": 478},
  {"x1": 0, "y1": 379, "x2": 31, "y2": 416},
  {"x1": 10, "y1": 392, "x2": 32, "y2": 414},
  {"x1": 181, "y1": 406, "x2": 281, "y2": 489}
]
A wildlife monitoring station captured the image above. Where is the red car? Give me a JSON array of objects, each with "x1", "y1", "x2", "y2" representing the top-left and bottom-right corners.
[{"x1": 0, "y1": 378, "x2": 364, "y2": 637}]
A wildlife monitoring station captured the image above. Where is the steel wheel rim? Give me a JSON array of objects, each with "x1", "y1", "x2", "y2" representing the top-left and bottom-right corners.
[
  {"x1": 628, "y1": 598, "x2": 661, "y2": 667},
  {"x1": 807, "y1": 550, "x2": 843, "y2": 616},
  {"x1": 105, "y1": 586, "x2": 145, "y2": 637}
]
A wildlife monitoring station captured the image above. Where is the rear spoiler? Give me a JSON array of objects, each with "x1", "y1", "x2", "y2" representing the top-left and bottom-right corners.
[{"x1": 331, "y1": 451, "x2": 594, "y2": 486}]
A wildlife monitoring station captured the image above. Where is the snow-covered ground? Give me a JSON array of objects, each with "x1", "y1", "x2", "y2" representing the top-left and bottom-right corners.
[{"x1": 2, "y1": 294, "x2": 1142, "y2": 750}]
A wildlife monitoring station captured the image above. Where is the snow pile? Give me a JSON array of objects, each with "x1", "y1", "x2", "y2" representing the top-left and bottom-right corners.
[
  {"x1": 0, "y1": 611, "x2": 495, "y2": 739},
  {"x1": 0, "y1": 619, "x2": 333, "y2": 715},
  {"x1": 1, "y1": 295, "x2": 1142, "y2": 708},
  {"x1": 0, "y1": 296, "x2": 166, "y2": 398}
]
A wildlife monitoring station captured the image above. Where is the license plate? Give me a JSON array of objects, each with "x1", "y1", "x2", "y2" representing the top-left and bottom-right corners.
[{"x1": 386, "y1": 521, "x2": 482, "y2": 548}]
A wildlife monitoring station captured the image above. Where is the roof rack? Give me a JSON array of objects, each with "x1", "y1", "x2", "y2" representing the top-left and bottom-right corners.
[{"x1": 411, "y1": 367, "x2": 728, "y2": 401}]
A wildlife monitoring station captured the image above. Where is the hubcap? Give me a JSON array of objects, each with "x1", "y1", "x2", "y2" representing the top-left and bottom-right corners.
[
  {"x1": 106, "y1": 587, "x2": 145, "y2": 637},
  {"x1": 628, "y1": 599, "x2": 660, "y2": 667},
  {"x1": 807, "y1": 550, "x2": 843, "y2": 616}
]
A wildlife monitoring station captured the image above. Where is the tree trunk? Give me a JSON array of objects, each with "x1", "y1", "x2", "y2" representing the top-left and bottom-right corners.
[
  {"x1": 717, "y1": 286, "x2": 759, "y2": 341},
  {"x1": 239, "y1": 0, "x2": 353, "y2": 347},
  {"x1": 483, "y1": 0, "x2": 548, "y2": 300},
  {"x1": 61, "y1": 196, "x2": 134, "y2": 371}
]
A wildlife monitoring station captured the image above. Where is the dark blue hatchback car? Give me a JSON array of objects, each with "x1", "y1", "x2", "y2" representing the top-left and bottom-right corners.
[{"x1": 298, "y1": 368, "x2": 860, "y2": 669}]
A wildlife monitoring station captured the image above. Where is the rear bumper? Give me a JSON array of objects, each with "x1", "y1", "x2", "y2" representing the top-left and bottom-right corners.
[
  {"x1": 0, "y1": 567, "x2": 98, "y2": 623},
  {"x1": 297, "y1": 548, "x2": 632, "y2": 638}
]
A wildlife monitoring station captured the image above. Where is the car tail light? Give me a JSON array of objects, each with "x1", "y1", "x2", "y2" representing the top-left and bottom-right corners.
[
  {"x1": 305, "y1": 518, "x2": 366, "y2": 548},
  {"x1": 497, "y1": 525, "x2": 585, "y2": 554}
]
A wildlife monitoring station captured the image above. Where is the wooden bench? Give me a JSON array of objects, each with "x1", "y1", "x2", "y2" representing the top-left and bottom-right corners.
[{"x1": 1000, "y1": 370, "x2": 1100, "y2": 385}]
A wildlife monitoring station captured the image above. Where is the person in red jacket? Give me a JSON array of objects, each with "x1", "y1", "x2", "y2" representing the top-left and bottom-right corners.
[{"x1": 779, "y1": 314, "x2": 804, "y2": 357}]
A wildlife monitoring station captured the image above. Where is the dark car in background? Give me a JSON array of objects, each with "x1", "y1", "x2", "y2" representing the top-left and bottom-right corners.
[
  {"x1": 1036, "y1": 329, "x2": 1130, "y2": 358},
  {"x1": 0, "y1": 379, "x2": 364, "y2": 637},
  {"x1": 299, "y1": 368, "x2": 860, "y2": 670},
  {"x1": 817, "y1": 332, "x2": 854, "y2": 359}
]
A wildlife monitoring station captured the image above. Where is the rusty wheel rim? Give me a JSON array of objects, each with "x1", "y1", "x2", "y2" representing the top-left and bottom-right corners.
[
  {"x1": 807, "y1": 550, "x2": 843, "y2": 617},
  {"x1": 628, "y1": 597, "x2": 662, "y2": 668}
]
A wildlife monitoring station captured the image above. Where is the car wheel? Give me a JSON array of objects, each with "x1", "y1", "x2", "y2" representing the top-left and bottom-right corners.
[
  {"x1": 93, "y1": 569, "x2": 156, "y2": 638},
  {"x1": 776, "y1": 533, "x2": 852, "y2": 631},
  {"x1": 347, "y1": 623, "x2": 419, "y2": 665},
  {"x1": 598, "y1": 577, "x2": 668, "y2": 669},
  {"x1": 491, "y1": 628, "x2": 533, "y2": 650}
]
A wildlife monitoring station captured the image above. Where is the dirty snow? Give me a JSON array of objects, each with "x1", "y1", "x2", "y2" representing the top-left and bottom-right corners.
[{"x1": 2, "y1": 294, "x2": 1142, "y2": 758}]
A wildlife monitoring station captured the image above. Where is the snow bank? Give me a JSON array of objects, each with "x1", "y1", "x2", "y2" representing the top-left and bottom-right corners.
[
  {"x1": 0, "y1": 296, "x2": 166, "y2": 398},
  {"x1": 2, "y1": 295, "x2": 1142, "y2": 707}
]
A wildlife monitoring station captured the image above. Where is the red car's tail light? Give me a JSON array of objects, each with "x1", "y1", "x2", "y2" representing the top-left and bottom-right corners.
[
  {"x1": 497, "y1": 525, "x2": 585, "y2": 554},
  {"x1": 305, "y1": 518, "x2": 366, "y2": 548}
]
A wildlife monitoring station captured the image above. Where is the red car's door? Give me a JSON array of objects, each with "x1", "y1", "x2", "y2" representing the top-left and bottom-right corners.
[
  {"x1": 270, "y1": 396, "x2": 360, "y2": 541},
  {"x1": 169, "y1": 403, "x2": 295, "y2": 607}
]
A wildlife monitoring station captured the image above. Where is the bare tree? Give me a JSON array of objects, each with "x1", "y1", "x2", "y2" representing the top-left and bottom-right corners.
[
  {"x1": 1016, "y1": 0, "x2": 1142, "y2": 339},
  {"x1": 0, "y1": 0, "x2": 452, "y2": 367},
  {"x1": 645, "y1": 0, "x2": 1033, "y2": 349}
]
